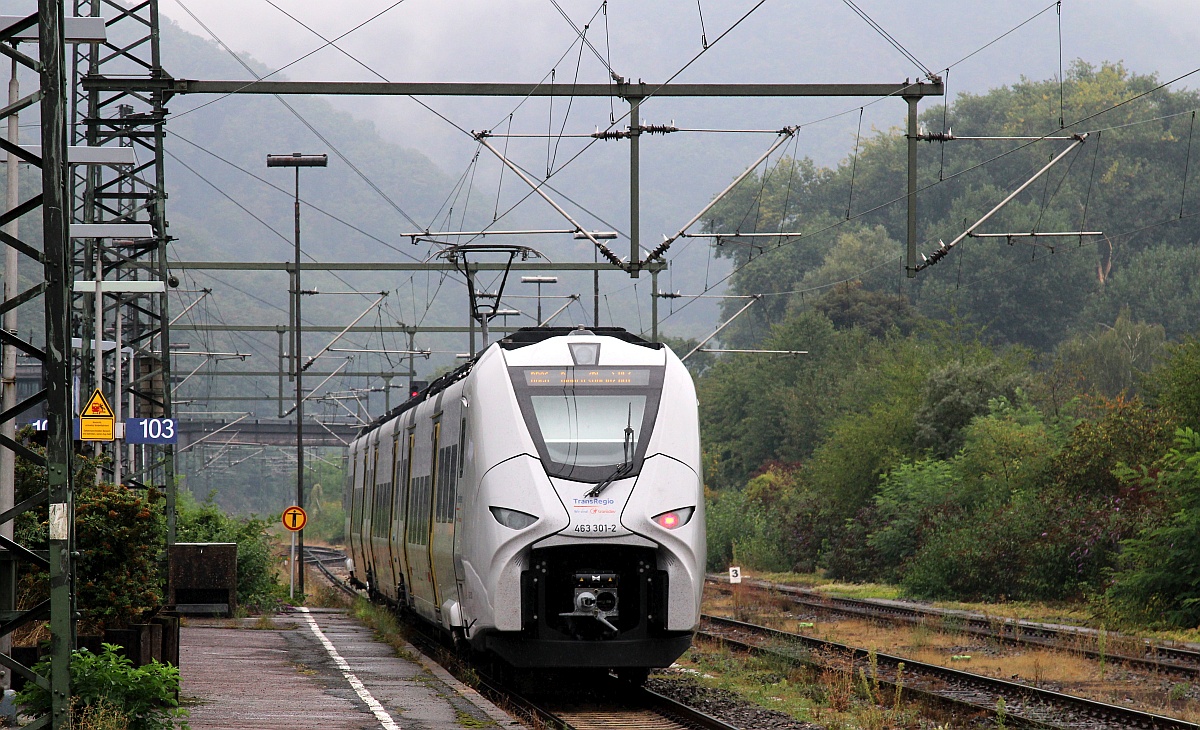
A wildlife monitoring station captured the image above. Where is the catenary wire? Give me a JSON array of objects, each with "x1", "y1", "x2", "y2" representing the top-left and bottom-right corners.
[
  {"x1": 654, "y1": 65, "x2": 1200, "y2": 328},
  {"x1": 174, "y1": 0, "x2": 424, "y2": 228},
  {"x1": 167, "y1": 0, "x2": 413, "y2": 122}
]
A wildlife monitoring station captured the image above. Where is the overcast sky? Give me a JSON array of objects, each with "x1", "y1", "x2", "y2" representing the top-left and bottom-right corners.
[
  {"x1": 142, "y1": 0, "x2": 1200, "y2": 345},
  {"x1": 158, "y1": 0, "x2": 1200, "y2": 176}
]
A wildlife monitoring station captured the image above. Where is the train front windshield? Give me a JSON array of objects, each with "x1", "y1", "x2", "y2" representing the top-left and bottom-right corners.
[{"x1": 511, "y1": 367, "x2": 663, "y2": 481}]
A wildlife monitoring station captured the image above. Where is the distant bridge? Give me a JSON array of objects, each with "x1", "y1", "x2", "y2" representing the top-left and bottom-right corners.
[{"x1": 179, "y1": 419, "x2": 361, "y2": 449}]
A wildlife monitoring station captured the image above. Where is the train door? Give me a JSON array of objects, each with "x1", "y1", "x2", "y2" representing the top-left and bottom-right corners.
[
  {"x1": 365, "y1": 439, "x2": 380, "y2": 591},
  {"x1": 384, "y1": 427, "x2": 403, "y2": 597},
  {"x1": 375, "y1": 433, "x2": 397, "y2": 601},
  {"x1": 405, "y1": 417, "x2": 438, "y2": 620},
  {"x1": 348, "y1": 444, "x2": 364, "y2": 578},
  {"x1": 451, "y1": 401, "x2": 467, "y2": 584},
  {"x1": 427, "y1": 419, "x2": 444, "y2": 614},
  {"x1": 431, "y1": 399, "x2": 462, "y2": 623},
  {"x1": 398, "y1": 426, "x2": 415, "y2": 606}
]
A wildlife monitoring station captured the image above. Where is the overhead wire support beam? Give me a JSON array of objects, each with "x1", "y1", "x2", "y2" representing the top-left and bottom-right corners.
[
  {"x1": 916, "y1": 132, "x2": 1081, "y2": 142},
  {"x1": 968, "y1": 231, "x2": 1104, "y2": 238},
  {"x1": 170, "y1": 260, "x2": 662, "y2": 272},
  {"x1": 176, "y1": 370, "x2": 416, "y2": 378},
  {"x1": 700, "y1": 348, "x2": 808, "y2": 355},
  {"x1": 300, "y1": 292, "x2": 388, "y2": 373},
  {"x1": 173, "y1": 324, "x2": 540, "y2": 334},
  {"x1": 82, "y1": 78, "x2": 945, "y2": 100},
  {"x1": 914, "y1": 133, "x2": 1089, "y2": 271},
  {"x1": 647, "y1": 128, "x2": 797, "y2": 263},
  {"x1": 400, "y1": 229, "x2": 618, "y2": 240},
  {"x1": 680, "y1": 232, "x2": 804, "y2": 238},
  {"x1": 682, "y1": 295, "x2": 762, "y2": 362},
  {"x1": 968, "y1": 230, "x2": 1105, "y2": 253},
  {"x1": 472, "y1": 134, "x2": 625, "y2": 269}
]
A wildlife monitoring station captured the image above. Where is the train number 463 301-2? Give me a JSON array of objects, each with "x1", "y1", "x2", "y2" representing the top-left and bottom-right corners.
[{"x1": 573, "y1": 523, "x2": 618, "y2": 533}]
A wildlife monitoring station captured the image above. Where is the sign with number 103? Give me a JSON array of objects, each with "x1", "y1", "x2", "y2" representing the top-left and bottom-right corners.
[{"x1": 125, "y1": 418, "x2": 177, "y2": 444}]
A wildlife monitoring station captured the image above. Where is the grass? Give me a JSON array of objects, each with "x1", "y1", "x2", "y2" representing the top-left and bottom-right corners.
[
  {"x1": 454, "y1": 708, "x2": 496, "y2": 728},
  {"x1": 351, "y1": 598, "x2": 420, "y2": 662},
  {"x1": 743, "y1": 569, "x2": 1133, "y2": 635},
  {"x1": 671, "y1": 636, "x2": 934, "y2": 729},
  {"x1": 304, "y1": 566, "x2": 354, "y2": 609},
  {"x1": 252, "y1": 613, "x2": 280, "y2": 630}
]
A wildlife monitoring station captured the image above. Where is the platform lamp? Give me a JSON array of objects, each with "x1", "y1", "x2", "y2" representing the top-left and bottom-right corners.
[
  {"x1": 521, "y1": 276, "x2": 558, "y2": 326},
  {"x1": 267, "y1": 152, "x2": 327, "y2": 599}
]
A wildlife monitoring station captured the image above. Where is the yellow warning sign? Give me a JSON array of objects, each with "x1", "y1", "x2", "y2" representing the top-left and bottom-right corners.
[
  {"x1": 81, "y1": 389, "x2": 114, "y2": 418},
  {"x1": 79, "y1": 389, "x2": 115, "y2": 441}
]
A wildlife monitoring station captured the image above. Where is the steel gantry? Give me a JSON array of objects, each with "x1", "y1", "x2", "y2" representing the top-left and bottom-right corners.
[
  {"x1": 84, "y1": 78, "x2": 944, "y2": 279},
  {"x1": 72, "y1": 0, "x2": 176, "y2": 540}
]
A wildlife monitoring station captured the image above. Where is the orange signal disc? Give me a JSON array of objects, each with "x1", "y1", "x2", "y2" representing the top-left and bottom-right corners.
[{"x1": 282, "y1": 506, "x2": 308, "y2": 532}]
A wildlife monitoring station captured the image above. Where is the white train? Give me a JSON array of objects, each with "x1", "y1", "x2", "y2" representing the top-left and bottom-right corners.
[{"x1": 344, "y1": 327, "x2": 705, "y2": 674}]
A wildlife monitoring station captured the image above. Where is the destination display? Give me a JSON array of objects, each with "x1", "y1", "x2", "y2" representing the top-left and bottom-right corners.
[{"x1": 524, "y1": 368, "x2": 651, "y2": 387}]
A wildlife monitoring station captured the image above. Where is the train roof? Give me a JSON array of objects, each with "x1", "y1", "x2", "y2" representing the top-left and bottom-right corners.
[
  {"x1": 497, "y1": 326, "x2": 662, "y2": 351},
  {"x1": 357, "y1": 327, "x2": 660, "y2": 438}
]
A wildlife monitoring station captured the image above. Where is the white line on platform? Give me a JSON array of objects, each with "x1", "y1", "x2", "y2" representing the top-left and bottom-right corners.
[{"x1": 298, "y1": 607, "x2": 401, "y2": 730}]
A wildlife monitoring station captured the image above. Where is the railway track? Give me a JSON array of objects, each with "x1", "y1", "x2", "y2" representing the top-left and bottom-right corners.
[
  {"x1": 305, "y1": 547, "x2": 742, "y2": 729},
  {"x1": 302, "y1": 546, "x2": 358, "y2": 599},
  {"x1": 710, "y1": 575, "x2": 1200, "y2": 678},
  {"x1": 489, "y1": 676, "x2": 743, "y2": 730},
  {"x1": 700, "y1": 613, "x2": 1199, "y2": 729},
  {"x1": 307, "y1": 550, "x2": 1196, "y2": 727}
]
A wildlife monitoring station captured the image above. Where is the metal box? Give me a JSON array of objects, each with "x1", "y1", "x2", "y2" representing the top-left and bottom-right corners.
[{"x1": 167, "y1": 542, "x2": 238, "y2": 616}]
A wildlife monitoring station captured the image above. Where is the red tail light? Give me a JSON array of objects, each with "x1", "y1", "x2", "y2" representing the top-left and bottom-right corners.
[{"x1": 653, "y1": 507, "x2": 694, "y2": 529}]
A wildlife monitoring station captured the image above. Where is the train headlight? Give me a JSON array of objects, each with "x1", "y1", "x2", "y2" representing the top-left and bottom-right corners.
[
  {"x1": 653, "y1": 506, "x2": 695, "y2": 529},
  {"x1": 489, "y1": 506, "x2": 539, "y2": 530}
]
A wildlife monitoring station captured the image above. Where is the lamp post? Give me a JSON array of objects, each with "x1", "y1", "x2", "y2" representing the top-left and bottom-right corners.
[
  {"x1": 267, "y1": 152, "x2": 326, "y2": 599},
  {"x1": 521, "y1": 276, "x2": 558, "y2": 326}
]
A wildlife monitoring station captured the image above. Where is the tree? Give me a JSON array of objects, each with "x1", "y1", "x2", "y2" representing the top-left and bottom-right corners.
[
  {"x1": 1148, "y1": 336, "x2": 1200, "y2": 429},
  {"x1": 912, "y1": 359, "x2": 1029, "y2": 458},
  {"x1": 701, "y1": 62, "x2": 1200, "y2": 353},
  {"x1": 1054, "y1": 309, "x2": 1165, "y2": 398},
  {"x1": 811, "y1": 282, "x2": 923, "y2": 337},
  {"x1": 1105, "y1": 428, "x2": 1200, "y2": 627}
]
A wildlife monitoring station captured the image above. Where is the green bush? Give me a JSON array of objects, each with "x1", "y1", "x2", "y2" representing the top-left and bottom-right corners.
[
  {"x1": 16, "y1": 644, "x2": 187, "y2": 730},
  {"x1": 705, "y1": 488, "x2": 791, "y2": 572},
  {"x1": 868, "y1": 458, "x2": 963, "y2": 580},
  {"x1": 76, "y1": 483, "x2": 166, "y2": 630},
  {"x1": 1105, "y1": 428, "x2": 1200, "y2": 627},
  {"x1": 176, "y1": 491, "x2": 282, "y2": 608},
  {"x1": 11, "y1": 443, "x2": 166, "y2": 630},
  {"x1": 900, "y1": 501, "x2": 1039, "y2": 600}
]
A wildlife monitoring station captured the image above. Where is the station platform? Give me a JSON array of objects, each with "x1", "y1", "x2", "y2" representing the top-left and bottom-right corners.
[{"x1": 180, "y1": 607, "x2": 521, "y2": 729}]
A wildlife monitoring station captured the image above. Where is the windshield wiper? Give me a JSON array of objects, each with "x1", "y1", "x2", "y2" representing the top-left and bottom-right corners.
[{"x1": 584, "y1": 405, "x2": 635, "y2": 499}]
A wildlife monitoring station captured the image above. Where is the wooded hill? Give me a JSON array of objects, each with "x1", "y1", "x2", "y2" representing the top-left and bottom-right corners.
[{"x1": 696, "y1": 64, "x2": 1200, "y2": 626}]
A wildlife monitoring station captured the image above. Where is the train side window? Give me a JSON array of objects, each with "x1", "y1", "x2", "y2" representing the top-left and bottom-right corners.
[{"x1": 459, "y1": 417, "x2": 466, "y2": 479}]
